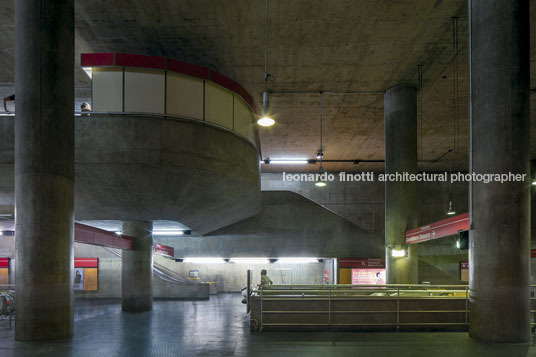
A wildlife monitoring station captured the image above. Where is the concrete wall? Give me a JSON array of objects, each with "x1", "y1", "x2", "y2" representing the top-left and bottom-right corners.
[
  {"x1": 74, "y1": 243, "x2": 330, "y2": 294},
  {"x1": 73, "y1": 243, "x2": 208, "y2": 299},
  {"x1": 162, "y1": 190, "x2": 382, "y2": 259},
  {"x1": 261, "y1": 173, "x2": 470, "y2": 284},
  {"x1": 154, "y1": 256, "x2": 333, "y2": 292}
]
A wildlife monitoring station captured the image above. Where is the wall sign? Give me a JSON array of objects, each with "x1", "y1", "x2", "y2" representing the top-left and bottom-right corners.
[{"x1": 406, "y1": 212, "x2": 469, "y2": 244}]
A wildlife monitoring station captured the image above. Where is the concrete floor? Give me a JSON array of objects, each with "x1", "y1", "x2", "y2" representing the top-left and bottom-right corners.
[{"x1": 0, "y1": 293, "x2": 534, "y2": 356}]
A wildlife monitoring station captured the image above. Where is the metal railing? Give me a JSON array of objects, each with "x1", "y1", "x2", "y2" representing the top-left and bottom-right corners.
[
  {"x1": 530, "y1": 285, "x2": 536, "y2": 327},
  {"x1": 253, "y1": 284, "x2": 469, "y2": 331}
]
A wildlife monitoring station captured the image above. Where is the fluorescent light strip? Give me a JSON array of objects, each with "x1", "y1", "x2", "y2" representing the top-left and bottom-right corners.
[
  {"x1": 268, "y1": 160, "x2": 308, "y2": 164},
  {"x1": 152, "y1": 230, "x2": 185, "y2": 236},
  {"x1": 229, "y1": 258, "x2": 270, "y2": 264},
  {"x1": 183, "y1": 258, "x2": 225, "y2": 264},
  {"x1": 391, "y1": 249, "x2": 405, "y2": 257},
  {"x1": 276, "y1": 258, "x2": 319, "y2": 264}
]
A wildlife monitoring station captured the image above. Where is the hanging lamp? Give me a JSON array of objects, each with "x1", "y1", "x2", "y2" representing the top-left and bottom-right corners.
[{"x1": 257, "y1": 0, "x2": 275, "y2": 127}]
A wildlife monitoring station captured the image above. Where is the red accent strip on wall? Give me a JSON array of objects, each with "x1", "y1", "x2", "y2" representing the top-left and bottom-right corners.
[
  {"x1": 75, "y1": 223, "x2": 132, "y2": 250},
  {"x1": 339, "y1": 258, "x2": 385, "y2": 268},
  {"x1": 167, "y1": 58, "x2": 210, "y2": 80},
  {"x1": 209, "y1": 71, "x2": 242, "y2": 95},
  {"x1": 75, "y1": 258, "x2": 98, "y2": 268},
  {"x1": 115, "y1": 53, "x2": 166, "y2": 69},
  {"x1": 0, "y1": 258, "x2": 9, "y2": 268},
  {"x1": 406, "y1": 212, "x2": 469, "y2": 244},
  {"x1": 81, "y1": 53, "x2": 114, "y2": 67}
]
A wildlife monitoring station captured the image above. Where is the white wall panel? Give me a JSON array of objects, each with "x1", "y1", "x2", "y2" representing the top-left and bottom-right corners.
[
  {"x1": 166, "y1": 72, "x2": 204, "y2": 120},
  {"x1": 205, "y1": 82, "x2": 233, "y2": 130},
  {"x1": 124, "y1": 68, "x2": 165, "y2": 113},
  {"x1": 234, "y1": 95, "x2": 251, "y2": 138},
  {"x1": 92, "y1": 67, "x2": 123, "y2": 112}
]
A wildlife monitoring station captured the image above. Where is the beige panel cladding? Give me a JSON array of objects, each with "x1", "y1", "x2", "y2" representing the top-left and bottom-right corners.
[
  {"x1": 124, "y1": 68, "x2": 165, "y2": 113},
  {"x1": 92, "y1": 67, "x2": 123, "y2": 112},
  {"x1": 205, "y1": 81, "x2": 233, "y2": 130},
  {"x1": 234, "y1": 95, "x2": 251, "y2": 138},
  {"x1": 166, "y1": 72, "x2": 204, "y2": 120}
]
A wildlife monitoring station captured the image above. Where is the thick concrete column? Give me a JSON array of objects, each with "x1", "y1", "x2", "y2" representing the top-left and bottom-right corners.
[
  {"x1": 14, "y1": 0, "x2": 74, "y2": 341},
  {"x1": 384, "y1": 85, "x2": 418, "y2": 284},
  {"x1": 122, "y1": 221, "x2": 153, "y2": 312},
  {"x1": 468, "y1": 0, "x2": 530, "y2": 343}
]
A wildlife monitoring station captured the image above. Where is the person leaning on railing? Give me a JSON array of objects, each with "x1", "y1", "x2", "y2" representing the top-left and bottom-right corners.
[{"x1": 260, "y1": 269, "x2": 272, "y2": 285}]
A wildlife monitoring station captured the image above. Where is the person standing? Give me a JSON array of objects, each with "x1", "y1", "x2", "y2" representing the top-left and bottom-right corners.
[{"x1": 3, "y1": 94, "x2": 14, "y2": 112}]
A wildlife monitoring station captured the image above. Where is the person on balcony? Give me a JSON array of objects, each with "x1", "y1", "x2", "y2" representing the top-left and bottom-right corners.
[{"x1": 3, "y1": 94, "x2": 14, "y2": 112}]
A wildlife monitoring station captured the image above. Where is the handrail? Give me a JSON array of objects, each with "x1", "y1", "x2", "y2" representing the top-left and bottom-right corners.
[
  {"x1": 256, "y1": 283, "x2": 470, "y2": 331},
  {"x1": 261, "y1": 284, "x2": 469, "y2": 288}
]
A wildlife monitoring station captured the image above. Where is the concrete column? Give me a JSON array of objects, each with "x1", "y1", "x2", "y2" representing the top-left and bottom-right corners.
[
  {"x1": 14, "y1": 0, "x2": 74, "y2": 341},
  {"x1": 468, "y1": 0, "x2": 530, "y2": 343},
  {"x1": 122, "y1": 221, "x2": 153, "y2": 312},
  {"x1": 384, "y1": 85, "x2": 418, "y2": 284}
]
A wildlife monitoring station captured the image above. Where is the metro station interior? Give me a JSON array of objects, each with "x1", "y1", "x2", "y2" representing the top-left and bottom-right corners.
[{"x1": 0, "y1": 0, "x2": 535, "y2": 356}]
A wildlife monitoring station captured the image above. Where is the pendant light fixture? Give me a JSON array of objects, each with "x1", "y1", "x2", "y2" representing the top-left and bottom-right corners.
[
  {"x1": 315, "y1": 92, "x2": 327, "y2": 187},
  {"x1": 257, "y1": 0, "x2": 275, "y2": 127},
  {"x1": 447, "y1": 17, "x2": 459, "y2": 216}
]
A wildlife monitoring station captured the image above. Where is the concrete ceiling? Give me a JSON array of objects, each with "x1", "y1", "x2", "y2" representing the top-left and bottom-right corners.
[{"x1": 0, "y1": 0, "x2": 534, "y2": 173}]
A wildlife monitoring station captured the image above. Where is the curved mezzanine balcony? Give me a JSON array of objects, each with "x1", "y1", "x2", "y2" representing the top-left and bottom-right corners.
[{"x1": 0, "y1": 53, "x2": 262, "y2": 234}]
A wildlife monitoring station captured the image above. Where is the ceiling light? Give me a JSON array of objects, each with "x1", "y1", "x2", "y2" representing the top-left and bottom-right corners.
[
  {"x1": 229, "y1": 258, "x2": 270, "y2": 264},
  {"x1": 257, "y1": 116, "x2": 275, "y2": 127},
  {"x1": 269, "y1": 160, "x2": 308, "y2": 164},
  {"x1": 114, "y1": 231, "x2": 122, "y2": 235},
  {"x1": 316, "y1": 164, "x2": 327, "y2": 187},
  {"x1": 447, "y1": 201, "x2": 456, "y2": 215},
  {"x1": 532, "y1": 181, "x2": 536, "y2": 186},
  {"x1": 391, "y1": 249, "x2": 406, "y2": 257},
  {"x1": 316, "y1": 151, "x2": 323, "y2": 159},
  {"x1": 257, "y1": 1, "x2": 276, "y2": 127},
  {"x1": 183, "y1": 258, "x2": 225, "y2": 264},
  {"x1": 276, "y1": 258, "x2": 319, "y2": 264},
  {"x1": 152, "y1": 230, "x2": 185, "y2": 236}
]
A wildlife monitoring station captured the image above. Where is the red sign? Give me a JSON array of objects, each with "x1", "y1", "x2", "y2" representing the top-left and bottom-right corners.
[
  {"x1": 153, "y1": 243, "x2": 174, "y2": 258},
  {"x1": 323, "y1": 269, "x2": 329, "y2": 283},
  {"x1": 75, "y1": 258, "x2": 98, "y2": 268},
  {"x1": 75, "y1": 223, "x2": 132, "y2": 250},
  {"x1": 339, "y1": 258, "x2": 385, "y2": 268},
  {"x1": 460, "y1": 261, "x2": 468, "y2": 269},
  {"x1": 406, "y1": 212, "x2": 469, "y2": 244},
  {"x1": 351, "y1": 268, "x2": 386, "y2": 285},
  {"x1": 0, "y1": 258, "x2": 9, "y2": 268}
]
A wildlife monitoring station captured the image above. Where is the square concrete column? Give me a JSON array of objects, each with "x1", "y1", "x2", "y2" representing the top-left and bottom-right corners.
[
  {"x1": 468, "y1": 0, "x2": 530, "y2": 343},
  {"x1": 14, "y1": 0, "x2": 74, "y2": 341},
  {"x1": 384, "y1": 85, "x2": 418, "y2": 284},
  {"x1": 122, "y1": 220, "x2": 153, "y2": 312}
]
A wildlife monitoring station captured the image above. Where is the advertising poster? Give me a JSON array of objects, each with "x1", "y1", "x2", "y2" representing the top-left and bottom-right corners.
[
  {"x1": 74, "y1": 268, "x2": 84, "y2": 290},
  {"x1": 351, "y1": 268, "x2": 385, "y2": 285}
]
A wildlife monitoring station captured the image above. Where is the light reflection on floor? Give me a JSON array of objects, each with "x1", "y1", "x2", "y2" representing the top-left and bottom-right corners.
[{"x1": 0, "y1": 293, "x2": 534, "y2": 356}]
